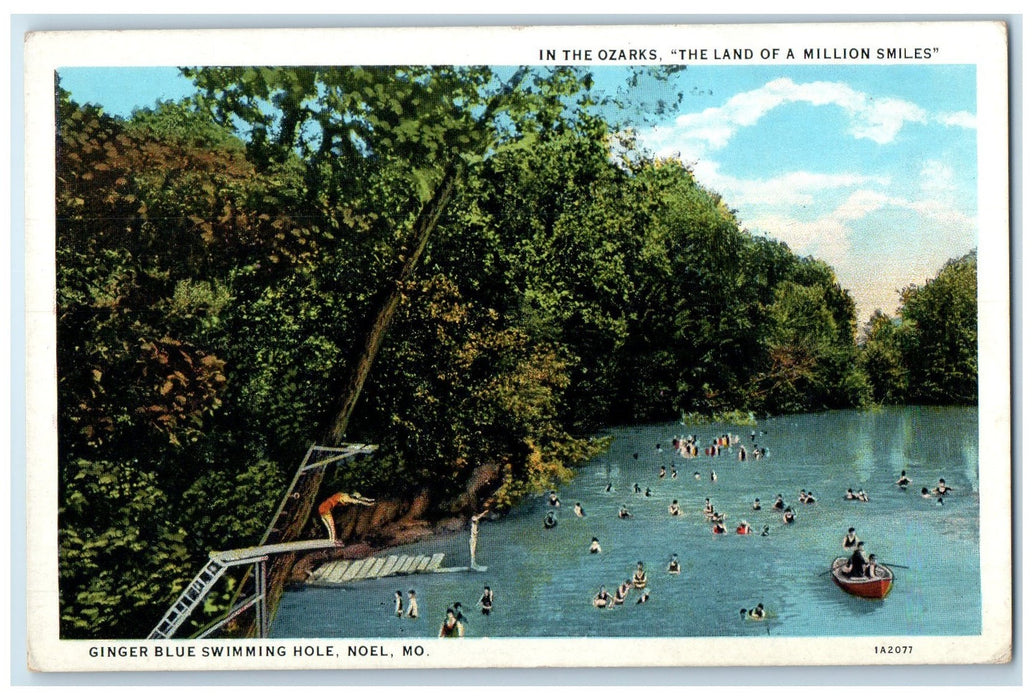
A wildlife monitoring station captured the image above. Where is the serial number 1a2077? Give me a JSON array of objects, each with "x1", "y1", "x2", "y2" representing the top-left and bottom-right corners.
[{"x1": 874, "y1": 645, "x2": 913, "y2": 654}]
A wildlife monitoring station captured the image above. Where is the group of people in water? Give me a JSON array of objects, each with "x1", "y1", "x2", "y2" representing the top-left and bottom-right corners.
[
  {"x1": 393, "y1": 585, "x2": 495, "y2": 638},
  {"x1": 594, "y1": 561, "x2": 653, "y2": 609}
]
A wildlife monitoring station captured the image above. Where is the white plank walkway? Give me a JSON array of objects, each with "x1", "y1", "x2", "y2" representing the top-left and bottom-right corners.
[{"x1": 307, "y1": 552, "x2": 449, "y2": 587}]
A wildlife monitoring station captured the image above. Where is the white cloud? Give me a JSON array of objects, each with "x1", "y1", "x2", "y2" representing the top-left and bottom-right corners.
[
  {"x1": 639, "y1": 78, "x2": 932, "y2": 159},
  {"x1": 937, "y1": 110, "x2": 978, "y2": 129}
]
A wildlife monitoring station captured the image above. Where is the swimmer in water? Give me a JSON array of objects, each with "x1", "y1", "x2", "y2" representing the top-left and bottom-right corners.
[
  {"x1": 752, "y1": 498, "x2": 762, "y2": 511},
  {"x1": 842, "y1": 527, "x2": 859, "y2": 550},
  {"x1": 574, "y1": 502, "x2": 585, "y2": 517},
  {"x1": 921, "y1": 487, "x2": 933, "y2": 498},
  {"x1": 702, "y1": 498, "x2": 714, "y2": 517},
  {"x1": 782, "y1": 508, "x2": 795, "y2": 524},
  {"x1": 644, "y1": 488, "x2": 652, "y2": 497},
  {"x1": 713, "y1": 518, "x2": 727, "y2": 534},
  {"x1": 632, "y1": 562, "x2": 648, "y2": 589},
  {"x1": 773, "y1": 494, "x2": 785, "y2": 511},
  {"x1": 633, "y1": 483, "x2": 642, "y2": 494},
  {"x1": 394, "y1": 590, "x2": 404, "y2": 617},
  {"x1": 694, "y1": 472, "x2": 701, "y2": 480},
  {"x1": 590, "y1": 537, "x2": 601, "y2": 553},
  {"x1": 746, "y1": 603, "x2": 766, "y2": 620},
  {"x1": 406, "y1": 589, "x2": 419, "y2": 619},
  {"x1": 605, "y1": 482, "x2": 612, "y2": 493},
  {"x1": 612, "y1": 580, "x2": 631, "y2": 606},
  {"x1": 479, "y1": 586, "x2": 493, "y2": 615},
  {"x1": 710, "y1": 470, "x2": 718, "y2": 482},
  {"x1": 618, "y1": 504, "x2": 632, "y2": 519},
  {"x1": 856, "y1": 490, "x2": 869, "y2": 502},
  {"x1": 543, "y1": 511, "x2": 558, "y2": 529},
  {"x1": 659, "y1": 465, "x2": 666, "y2": 479},
  {"x1": 593, "y1": 586, "x2": 612, "y2": 608},
  {"x1": 669, "y1": 499, "x2": 681, "y2": 516},
  {"x1": 667, "y1": 554, "x2": 681, "y2": 574},
  {"x1": 760, "y1": 525, "x2": 770, "y2": 537},
  {"x1": 736, "y1": 521, "x2": 752, "y2": 535},
  {"x1": 844, "y1": 488, "x2": 856, "y2": 500},
  {"x1": 799, "y1": 490, "x2": 808, "y2": 503},
  {"x1": 671, "y1": 468, "x2": 678, "y2": 480},
  {"x1": 896, "y1": 470, "x2": 911, "y2": 488},
  {"x1": 935, "y1": 478, "x2": 953, "y2": 495},
  {"x1": 548, "y1": 490, "x2": 560, "y2": 507}
]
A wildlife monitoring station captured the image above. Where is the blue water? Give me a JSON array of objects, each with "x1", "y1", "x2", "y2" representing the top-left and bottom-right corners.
[{"x1": 272, "y1": 406, "x2": 980, "y2": 639}]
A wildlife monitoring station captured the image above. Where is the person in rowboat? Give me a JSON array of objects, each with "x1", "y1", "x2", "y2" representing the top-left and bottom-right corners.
[
  {"x1": 844, "y1": 542, "x2": 868, "y2": 578},
  {"x1": 864, "y1": 554, "x2": 880, "y2": 578}
]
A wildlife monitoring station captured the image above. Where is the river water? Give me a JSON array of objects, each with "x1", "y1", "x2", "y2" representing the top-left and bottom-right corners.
[{"x1": 271, "y1": 406, "x2": 980, "y2": 639}]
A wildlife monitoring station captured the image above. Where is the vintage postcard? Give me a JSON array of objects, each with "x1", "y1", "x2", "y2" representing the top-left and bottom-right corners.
[{"x1": 22, "y1": 21, "x2": 1011, "y2": 672}]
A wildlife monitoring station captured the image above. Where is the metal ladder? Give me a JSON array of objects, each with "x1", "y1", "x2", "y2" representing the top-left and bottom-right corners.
[{"x1": 148, "y1": 558, "x2": 227, "y2": 639}]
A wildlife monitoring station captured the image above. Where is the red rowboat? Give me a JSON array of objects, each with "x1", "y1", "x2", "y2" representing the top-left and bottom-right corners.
[{"x1": 831, "y1": 557, "x2": 894, "y2": 599}]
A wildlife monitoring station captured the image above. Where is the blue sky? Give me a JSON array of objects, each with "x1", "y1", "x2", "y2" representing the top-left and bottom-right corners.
[{"x1": 58, "y1": 64, "x2": 978, "y2": 327}]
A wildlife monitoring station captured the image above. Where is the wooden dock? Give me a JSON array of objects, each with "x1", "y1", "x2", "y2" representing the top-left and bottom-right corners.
[{"x1": 308, "y1": 552, "x2": 447, "y2": 587}]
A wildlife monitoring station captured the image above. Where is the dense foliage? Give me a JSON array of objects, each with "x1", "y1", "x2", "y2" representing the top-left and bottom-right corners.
[{"x1": 55, "y1": 67, "x2": 975, "y2": 638}]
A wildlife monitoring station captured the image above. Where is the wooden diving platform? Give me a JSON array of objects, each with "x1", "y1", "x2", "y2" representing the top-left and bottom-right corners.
[{"x1": 308, "y1": 552, "x2": 447, "y2": 587}]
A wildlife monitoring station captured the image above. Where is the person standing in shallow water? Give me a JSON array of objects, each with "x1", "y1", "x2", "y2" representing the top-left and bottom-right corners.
[
  {"x1": 439, "y1": 608, "x2": 464, "y2": 637},
  {"x1": 406, "y1": 590, "x2": 419, "y2": 618},
  {"x1": 479, "y1": 586, "x2": 494, "y2": 615}
]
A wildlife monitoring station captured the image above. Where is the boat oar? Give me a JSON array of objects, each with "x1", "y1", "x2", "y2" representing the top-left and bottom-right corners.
[
  {"x1": 815, "y1": 567, "x2": 834, "y2": 577},
  {"x1": 879, "y1": 562, "x2": 910, "y2": 570}
]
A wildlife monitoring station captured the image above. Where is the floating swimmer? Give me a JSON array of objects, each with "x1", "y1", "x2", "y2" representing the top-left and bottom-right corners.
[
  {"x1": 740, "y1": 603, "x2": 766, "y2": 620},
  {"x1": 543, "y1": 511, "x2": 558, "y2": 529},
  {"x1": 669, "y1": 499, "x2": 681, "y2": 516},
  {"x1": 618, "y1": 504, "x2": 633, "y2": 519},
  {"x1": 593, "y1": 586, "x2": 612, "y2": 608},
  {"x1": 845, "y1": 488, "x2": 856, "y2": 500},
  {"x1": 805, "y1": 491, "x2": 817, "y2": 504},
  {"x1": 773, "y1": 494, "x2": 785, "y2": 511},
  {"x1": 667, "y1": 554, "x2": 681, "y2": 574},
  {"x1": 935, "y1": 478, "x2": 953, "y2": 495},
  {"x1": 590, "y1": 537, "x2": 601, "y2": 553},
  {"x1": 752, "y1": 498, "x2": 762, "y2": 511},
  {"x1": 782, "y1": 508, "x2": 795, "y2": 524},
  {"x1": 896, "y1": 470, "x2": 911, "y2": 488},
  {"x1": 548, "y1": 490, "x2": 561, "y2": 507},
  {"x1": 702, "y1": 498, "x2": 714, "y2": 517},
  {"x1": 856, "y1": 490, "x2": 869, "y2": 503},
  {"x1": 574, "y1": 502, "x2": 585, "y2": 517}
]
